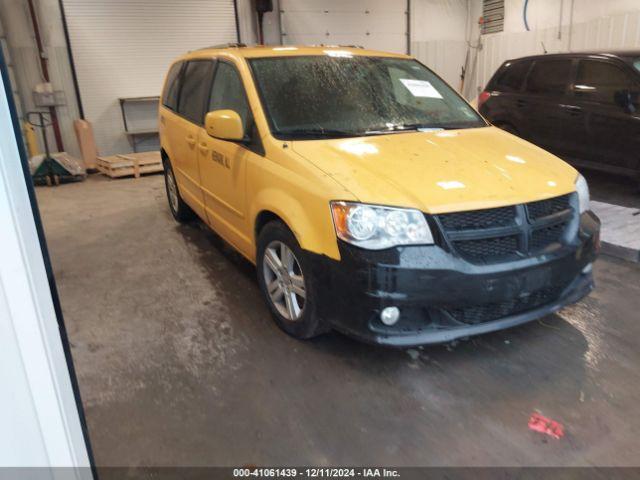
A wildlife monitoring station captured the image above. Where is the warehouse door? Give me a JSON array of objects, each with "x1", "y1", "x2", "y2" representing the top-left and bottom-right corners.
[
  {"x1": 279, "y1": 0, "x2": 408, "y2": 54},
  {"x1": 62, "y1": 0, "x2": 238, "y2": 156}
]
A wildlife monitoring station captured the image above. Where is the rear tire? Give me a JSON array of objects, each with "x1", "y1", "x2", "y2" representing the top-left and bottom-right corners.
[
  {"x1": 256, "y1": 220, "x2": 328, "y2": 340},
  {"x1": 163, "y1": 160, "x2": 195, "y2": 223}
]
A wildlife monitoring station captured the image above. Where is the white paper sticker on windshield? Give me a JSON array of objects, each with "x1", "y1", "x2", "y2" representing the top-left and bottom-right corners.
[{"x1": 399, "y1": 79, "x2": 443, "y2": 99}]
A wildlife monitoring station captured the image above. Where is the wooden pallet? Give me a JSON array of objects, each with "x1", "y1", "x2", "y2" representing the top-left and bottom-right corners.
[{"x1": 97, "y1": 151, "x2": 163, "y2": 178}]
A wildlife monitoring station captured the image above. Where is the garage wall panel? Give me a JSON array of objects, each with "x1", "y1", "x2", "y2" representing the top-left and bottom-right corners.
[
  {"x1": 410, "y1": 0, "x2": 470, "y2": 93},
  {"x1": 411, "y1": 39, "x2": 467, "y2": 91},
  {"x1": 62, "y1": 0, "x2": 238, "y2": 155},
  {"x1": 279, "y1": 0, "x2": 408, "y2": 54}
]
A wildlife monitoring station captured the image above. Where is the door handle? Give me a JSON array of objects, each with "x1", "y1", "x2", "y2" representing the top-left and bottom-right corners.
[
  {"x1": 560, "y1": 104, "x2": 582, "y2": 115},
  {"x1": 198, "y1": 142, "x2": 209, "y2": 155},
  {"x1": 185, "y1": 135, "x2": 196, "y2": 146},
  {"x1": 516, "y1": 99, "x2": 527, "y2": 108}
]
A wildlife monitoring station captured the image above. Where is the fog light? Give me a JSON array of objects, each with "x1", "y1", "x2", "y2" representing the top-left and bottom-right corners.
[
  {"x1": 582, "y1": 263, "x2": 593, "y2": 274},
  {"x1": 380, "y1": 306, "x2": 400, "y2": 326}
]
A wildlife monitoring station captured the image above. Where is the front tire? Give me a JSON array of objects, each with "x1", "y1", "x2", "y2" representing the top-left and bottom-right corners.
[
  {"x1": 163, "y1": 160, "x2": 194, "y2": 222},
  {"x1": 257, "y1": 221, "x2": 327, "y2": 339}
]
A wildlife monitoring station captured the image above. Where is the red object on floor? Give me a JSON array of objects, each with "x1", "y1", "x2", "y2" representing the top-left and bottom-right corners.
[{"x1": 528, "y1": 412, "x2": 565, "y2": 439}]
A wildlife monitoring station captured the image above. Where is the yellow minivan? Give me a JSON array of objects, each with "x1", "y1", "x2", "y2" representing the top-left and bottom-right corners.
[{"x1": 159, "y1": 44, "x2": 600, "y2": 347}]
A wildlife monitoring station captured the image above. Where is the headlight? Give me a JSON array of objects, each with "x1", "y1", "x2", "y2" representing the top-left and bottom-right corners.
[
  {"x1": 575, "y1": 174, "x2": 590, "y2": 214},
  {"x1": 330, "y1": 201, "x2": 434, "y2": 249}
]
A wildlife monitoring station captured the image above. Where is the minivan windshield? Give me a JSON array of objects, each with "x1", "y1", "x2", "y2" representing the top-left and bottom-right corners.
[{"x1": 249, "y1": 55, "x2": 486, "y2": 140}]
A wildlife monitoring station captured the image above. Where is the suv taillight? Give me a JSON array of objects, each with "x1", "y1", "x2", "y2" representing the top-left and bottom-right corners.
[{"x1": 477, "y1": 90, "x2": 491, "y2": 109}]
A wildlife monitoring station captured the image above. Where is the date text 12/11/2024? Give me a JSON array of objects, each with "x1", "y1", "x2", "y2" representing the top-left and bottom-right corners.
[{"x1": 233, "y1": 468, "x2": 401, "y2": 478}]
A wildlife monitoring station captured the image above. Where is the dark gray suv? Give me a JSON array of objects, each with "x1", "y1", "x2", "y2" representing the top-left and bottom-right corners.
[{"x1": 478, "y1": 51, "x2": 640, "y2": 183}]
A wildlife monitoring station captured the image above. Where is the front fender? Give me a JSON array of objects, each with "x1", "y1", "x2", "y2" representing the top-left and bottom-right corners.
[{"x1": 251, "y1": 188, "x2": 342, "y2": 261}]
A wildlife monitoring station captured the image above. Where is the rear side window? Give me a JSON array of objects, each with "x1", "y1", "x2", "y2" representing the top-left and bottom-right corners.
[
  {"x1": 177, "y1": 60, "x2": 214, "y2": 124},
  {"x1": 525, "y1": 59, "x2": 572, "y2": 95},
  {"x1": 209, "y1": 62, "x2": 251, "y2": 131},
  {"x1": 575, "y1": 60, "x2": 637, "y2": 104},
  {"x1": 162, "y1": 62, "x2": 183, "y2": 110},
  {"x1": 493, "y1": 60, "x2": 530, "y2": 92}
]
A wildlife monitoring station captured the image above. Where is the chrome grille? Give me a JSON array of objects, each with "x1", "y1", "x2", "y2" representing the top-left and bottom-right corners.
[
  {"x1": 435, "y1": 194, "x2": 576, "y2": 264},
  {"x1": 439, "y1": 206, "x2": 516, "y2": 231},
  {"x1": 527, "y1": 194, "x2": 572, "y2": 220},
  {"x1": 452, "y1": 235, "x2": 519, "y2": 263},
  {"x1": 531, "y1": 222, "x2": 567, "y2": 251}
]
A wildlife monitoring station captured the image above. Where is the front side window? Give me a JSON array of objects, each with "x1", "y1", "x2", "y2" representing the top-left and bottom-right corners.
[
  {"x1": 177, "y1": 60, "x2": 214, "y2": 124},
  {"x1": 209, "y1": 62, "x2": 251, "y2": 131},
  {"x1": 162, "y1": 62, "x2": 183, "y2": 111},
  {"x1": 249, "y1": 55, "x2": 485, "y2": 140},
  {"x1": 575, "y1": 60, "x2": 637, "y2": 104},
  {"x1": 525, "y1": 59, "x2": 571, "y2": 95}
]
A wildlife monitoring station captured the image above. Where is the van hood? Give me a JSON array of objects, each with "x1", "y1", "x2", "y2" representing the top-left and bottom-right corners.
[{"x1": 291, "y1": 126, "x2": 578, "y2": 214}]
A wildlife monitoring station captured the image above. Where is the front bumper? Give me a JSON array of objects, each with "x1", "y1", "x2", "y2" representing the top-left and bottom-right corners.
[{"x1": 309, "y1": 211, "x2": 600, "y2": 347}]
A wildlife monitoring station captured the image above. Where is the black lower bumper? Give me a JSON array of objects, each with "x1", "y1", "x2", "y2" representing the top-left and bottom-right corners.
[{"x1": 309, "y1": 211, "x2": 600, "y2": 347}]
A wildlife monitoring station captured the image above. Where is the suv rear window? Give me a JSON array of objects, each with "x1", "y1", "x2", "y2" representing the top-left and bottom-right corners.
[
  {"x1": 525, "y1": 59, "x2": 572, "y2": 95},
  {"x1": 162, "y1": 62, "x2": 183, "y2": 111},
  {"x1": 493, "y1": 60, "x2": 530, "y2": 92}
]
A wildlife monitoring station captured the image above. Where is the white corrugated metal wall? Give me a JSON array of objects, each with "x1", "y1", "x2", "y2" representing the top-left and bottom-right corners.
[
  {"x1": 410, "y1": 0, "x2": 470, "y2": 92},
  {"x1": 62, "y1": 0, "x2": 238, "y2": 156},
  {"x1": 279, "y1": 0, "x2": 408, "y2": 54}
]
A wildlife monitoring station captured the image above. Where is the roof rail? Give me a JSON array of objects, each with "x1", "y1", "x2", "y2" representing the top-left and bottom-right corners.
[
  {"x1": 309, "y1": 44, "x2": 364, "y2": 49},
  {"x1": 198, "y1": 42, "x2": 247, "y2": 50}
]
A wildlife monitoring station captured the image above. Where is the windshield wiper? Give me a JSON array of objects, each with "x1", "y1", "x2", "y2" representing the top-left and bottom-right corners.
[
  {"x1": 365, "y1": 123, "x2": 435, "y2": 134},
  {"x1": 366, "y1": 121, "x2": 484, "y2": 134},
  {"x1": 392, "y1": 123, "x2": 430, "y2": 130},
  {"x1": 435, "y1": 122, "x2": 485, "y2": 130},
  {"x1": 277, "y1": 128, "x2": 362, "y2": 138}
]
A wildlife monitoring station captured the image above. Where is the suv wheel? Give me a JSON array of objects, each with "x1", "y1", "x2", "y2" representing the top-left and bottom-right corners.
[
  {"x1": 257, "y1": 221, "x2": 327, "y2": 339},
  {"x1": 164, "y1": 161, "x2": 194, "y2": 222}
]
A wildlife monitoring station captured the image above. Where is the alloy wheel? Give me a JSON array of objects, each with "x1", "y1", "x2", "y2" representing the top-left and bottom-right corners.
[
  {"x1": 166, "y1": 168, "x2": 179, "y2": 213},
  {"x1": 262, "y1": 240, "x2": 306, "y2": 321}
]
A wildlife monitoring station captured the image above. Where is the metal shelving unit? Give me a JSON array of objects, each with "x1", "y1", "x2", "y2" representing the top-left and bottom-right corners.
[{"x1": 118, "y1": 96, "x2": 159, "y2": 152}]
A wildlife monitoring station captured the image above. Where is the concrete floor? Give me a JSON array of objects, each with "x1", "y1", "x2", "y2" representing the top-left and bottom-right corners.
[{"x1": 37, "y1": 174, "x2": 640, "y2": 467}]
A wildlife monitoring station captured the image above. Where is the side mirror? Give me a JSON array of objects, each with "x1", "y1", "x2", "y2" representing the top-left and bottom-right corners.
[
  {"x1": 205, "y1": 110, "x2": 244, "y2": 141},
  {"x1": 614, "y1": 89, "x2": 637, "y2": 114}
]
